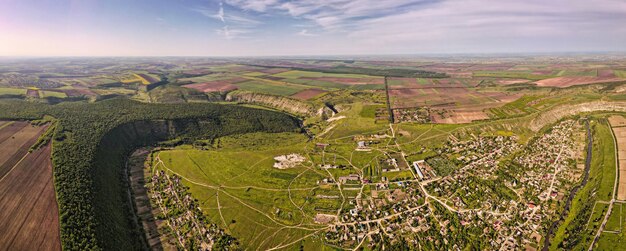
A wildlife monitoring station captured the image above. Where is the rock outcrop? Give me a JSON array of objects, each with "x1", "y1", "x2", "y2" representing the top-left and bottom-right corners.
[
  {"x1": 530, "y1": 101, "x2": 626, "y2": 131},
  {"x1": 226, "y1": 91, "x2": 320, "y2": 117}
]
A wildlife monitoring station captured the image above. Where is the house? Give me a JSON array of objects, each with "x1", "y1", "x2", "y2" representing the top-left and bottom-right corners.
[{"x1": 413, "y1": 161, "x2": 426, "y2": 179}]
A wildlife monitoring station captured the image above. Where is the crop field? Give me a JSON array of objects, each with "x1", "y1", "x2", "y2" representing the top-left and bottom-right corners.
[
  {"x1": 0, "y1": 121, "x2": 60, "y2": 251},
  {"x1": 39, "y1": 90, "x2": 68, "y2": 98},
  {"x1": 182, "y1": 79, "x2": 242, "y2": 93},
  {"x1": 291, "y1": 88, "x2": 327, "y2": 100},
  {"x1": 0, "y1": 87, "x2": 27, "y2": 96},
  {"x1": 535, "y1": 76, "x2": 623, "y2": 87},
  {"x1": 473, "y1": 70, "x2": 555, "y2": 80},
  {"x1": 615, "y1": 70, "x2": 626, "y2": 78},
  {"x1": 263, "y1": 70, "x2": 386, "y2": 91},
  {"x1": 608, "y1": 116, "x2": 626, "y2": 201},
  {"x1": 389, "y1": 86, "x2": 521, "y2": 123},
  {"x1": 235, "y1": 80, "x2": 309, "y2": 96}
]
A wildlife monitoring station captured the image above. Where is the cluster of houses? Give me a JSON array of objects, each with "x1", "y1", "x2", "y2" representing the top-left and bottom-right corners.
[
  {"x1": 325, "y1": 181, "x2": 428, "y2": 248},
  {"x1": 149, "y1": 170, "x2": 231, "y2": 250}
]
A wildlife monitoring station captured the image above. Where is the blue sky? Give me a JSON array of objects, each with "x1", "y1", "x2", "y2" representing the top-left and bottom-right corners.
[{"x1": 1, "y1": 0, "x2": 625, "y2": 56}]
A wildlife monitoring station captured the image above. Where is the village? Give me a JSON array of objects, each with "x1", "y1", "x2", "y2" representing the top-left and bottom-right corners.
[
  {"x1": 313, "y1": 119, "x2": 585, "y2": 250},
  {"x1": 147, "y1": 170, "x2": 237, "y2": 250}
]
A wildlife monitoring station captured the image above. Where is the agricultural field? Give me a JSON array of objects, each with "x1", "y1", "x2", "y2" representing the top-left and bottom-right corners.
[{"x1": 0, "y1": 121, "x2": 60, "y2": 251}]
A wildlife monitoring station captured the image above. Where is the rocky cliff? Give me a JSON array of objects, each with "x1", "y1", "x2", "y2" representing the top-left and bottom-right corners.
[
  {"x1": 226, "y1": 91, "x2": 333, "y2": 118},
  {"x1": 530, "y1": 101, "x2": 626, "y2": 131}
]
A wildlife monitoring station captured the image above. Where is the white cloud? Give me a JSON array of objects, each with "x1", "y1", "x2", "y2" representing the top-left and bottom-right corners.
[
  {"x1": 297, "y1": 29, "x2": 317, "y2": 36},
  {"x1": 225, "y1": 0, "x2": 279, "y2": 12},
  {"x1": 212, "y1": 0, "x2": 626, "y2": 53}
]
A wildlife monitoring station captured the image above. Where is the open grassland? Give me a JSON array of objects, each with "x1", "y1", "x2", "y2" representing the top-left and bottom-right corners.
[
  {"x1": 321, "y1": 102, "x2": 389, "y2": 140},
  {"x1": 153, "y1": 132, "x2": 333, "y2": 250},
  {"x1": 597, "y1": 202, "x2": 626, "y2": 250},
  {"x1": 0, "y1": 121, "x2": 60, "y2": 251}
]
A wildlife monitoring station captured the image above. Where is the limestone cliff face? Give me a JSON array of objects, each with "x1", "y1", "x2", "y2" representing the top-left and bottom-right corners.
[
  {"x1": 226, "y1": 91, "x2": 319, "y2": 116},
  {"x1": 530, "y1": 101, "x2": 626, "y2": 131}
]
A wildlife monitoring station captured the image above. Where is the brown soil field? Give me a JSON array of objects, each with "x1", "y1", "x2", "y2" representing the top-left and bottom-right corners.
[
  {"x1": 0, "y1": 122, "x2": 60, "y2": 250},
  {"x1": 608, "y1": 116, "x2": 626, "y2": 201},
  {"x1": 598, "y1": 69, "x2": 616, "y2": 78},
  {"x1": 183, "y1": 79, "x2": 243, "y2": 93},
  {"x1": 390, "y1": 87, "x2": 520, "y2": 123},
  {"x1": 431, "y1": 109, "x2": 490, "y2": 124},
  {"x1": 291, "y1": 88, "x2": 326, "y2": 100},
  {"x1": 497, "y1": 79, "x2": 530, "y2": 85},
  {"x1": 0, "y1": 121, "x2": 28, "y2": 143},
  {"x1": 532, "y1": 70, "x2": 554, "y2": 75},
  {"x1": 535, "y1": 76, "x2": 623, "y2": 87},
  {"x1": 26, "y1": 89, "x2": 40, "y2": 98}
]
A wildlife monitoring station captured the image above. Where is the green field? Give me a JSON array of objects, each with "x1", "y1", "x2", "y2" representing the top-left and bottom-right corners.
[
  {"x1": 235, "y1": 80, "x2": 308, "y2": 96},
  {"x1": 0, "y1": 87, "x2": 27, "y2": 96},
  {"x1": 614, "y1": 70, "x2": 626, "y2": 78},
  {"x1": 273, "y1": 70, "x2": 379, "y2": 79},
  {"x1": 473, "y1": 71, "x2": 554, "y2": 80},
  {"x1": 39, "y1": 90, "x2": 68, "y2": 98},
  {"x1": 597, "y1": 203, "x2": 626, "y2": 250}
]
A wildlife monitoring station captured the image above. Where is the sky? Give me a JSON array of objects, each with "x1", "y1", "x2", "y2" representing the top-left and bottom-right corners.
[{"x1": 1, "y1": 0, "x2": 626, "y2": 57}]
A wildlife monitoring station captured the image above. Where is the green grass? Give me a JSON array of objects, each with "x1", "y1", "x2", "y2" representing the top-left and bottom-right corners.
[
  {"x1": 0, "y1": 87, "x2": 26, "y2": 96},
  {"x1": 234, "y1": 80, "x2": 308, "y2": 96},
  {"x1": 322, "y1": 102, "x2": 389, "y2": 140},
  {"x1": 39, "y1": 90, "x2": 67, "y2": 98},
  {"x1": 605, "y1": 203, "x2": 624, "y2": 232},
  {"x1": 614, "y1": 70, "x2": 626, "y2": 78},
  {"x1": 359, "y1": 104, "x2": 385, "y2": 118},
  {"x1": 597, "y1": 203, "x2": 626, "y2": 250},
  {"x1": 242, "y1": 71, "x2": 267, "y2": 77},
  {"x1": 488, "y1": 95, "x2": 543, "y2": 119},
  {"x1": 153, "y1": 132, "x2": 333, "y2": 250},
  {"x1": 558, "y1": 70, "x2": 598, "y2": 77}
]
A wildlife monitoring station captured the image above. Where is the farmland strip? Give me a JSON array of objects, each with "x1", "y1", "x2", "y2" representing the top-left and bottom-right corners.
[
  {"x1": 0, "y1": 125, "x2": 47, "y2": 179},
  {"x1": 0, "y1": 121, "x2": 27, "y2": 142}
]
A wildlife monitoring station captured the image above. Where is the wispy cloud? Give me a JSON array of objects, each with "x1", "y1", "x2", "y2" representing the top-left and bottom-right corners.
[
  {"x1": 221, "y1": 0, "x2": 626, "y2": 53},
  {"x1": 216, "y1": 26, "x2": 250, "y2": 40},
  {"x1": 297, "y1": 29, "x2": 317, "y2": 37},
  {"x1": 193, "y1": 2, "x2": 261, "y2": 39}
]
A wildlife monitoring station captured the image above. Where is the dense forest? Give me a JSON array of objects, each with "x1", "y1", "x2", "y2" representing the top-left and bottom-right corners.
[{"x1": 0, "y1": 98, "x2": 301, "y2": 250}]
